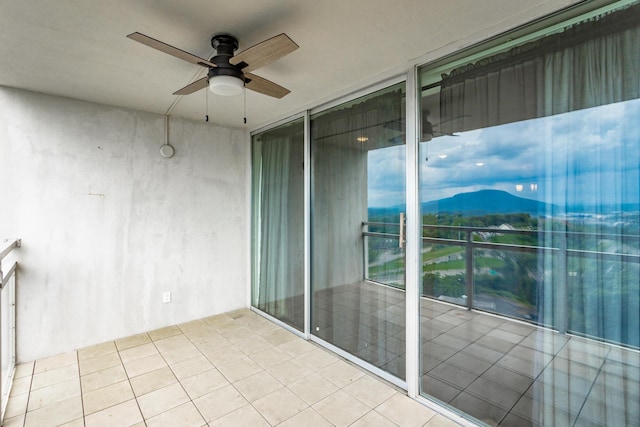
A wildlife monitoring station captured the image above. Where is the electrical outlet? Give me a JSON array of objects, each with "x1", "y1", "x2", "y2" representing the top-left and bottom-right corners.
[{"x1": 162, "y1": 291, "x2": 171, "y2": 303}]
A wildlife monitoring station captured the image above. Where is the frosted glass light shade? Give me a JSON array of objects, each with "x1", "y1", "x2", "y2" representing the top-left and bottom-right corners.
[{"x1": 209, "y1": 75, "x2": 244, "y2": 96}]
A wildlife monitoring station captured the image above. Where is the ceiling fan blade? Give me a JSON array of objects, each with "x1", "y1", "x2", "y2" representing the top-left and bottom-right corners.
[
  {"x1": 127, "y1": 32, "x2": 216, "y2": 68},
  {"x1": 173, "y1": 76, "x2": 209, "y2": 95},
  {"x1": 244, "y1": 73, "x2": 290, "y2": 98},
  {"x1": 230, "y1": 33, "x2": 298, "y2": 73}
]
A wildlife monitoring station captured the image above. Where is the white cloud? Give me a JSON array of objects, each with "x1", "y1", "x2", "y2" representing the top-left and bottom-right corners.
[{"x1": 364, "y1": 98, "x2": 640, "y2": 208}]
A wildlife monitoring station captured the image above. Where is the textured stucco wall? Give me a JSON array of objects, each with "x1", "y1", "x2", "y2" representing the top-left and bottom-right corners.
[{"x1": 0, "y1": 87, "x2": 249, "y2": 362}]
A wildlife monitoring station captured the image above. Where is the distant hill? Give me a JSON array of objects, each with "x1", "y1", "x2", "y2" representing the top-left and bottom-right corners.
[
  {"x1": 421, "y1": 190, "x2": 546, "y2": 216},
  {"x1": 371, "y1": 189, "x2": 639, "y2": 218},
  {"x1": 370, "y1": 189, "x2": 548, "y2": 217}
]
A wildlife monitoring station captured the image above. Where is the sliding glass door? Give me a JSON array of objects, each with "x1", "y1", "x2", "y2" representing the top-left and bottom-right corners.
[
  {"x1": 251, "y1": 2, "x2": 639, "y2": 425},
  {"x1": 251, "y1": 118, "x2": 305, "y2": 331},
  {"x1": 310, "y1": 82, "x2": 407, "y2": 380}
]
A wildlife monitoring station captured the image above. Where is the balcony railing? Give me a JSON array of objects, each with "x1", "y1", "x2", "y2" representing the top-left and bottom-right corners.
[
  {"x1": 363, "y1": 222, "x2": 640, "y2": 349},
  {"x1": 0, "y1": 239, "x2": 20, "y2": 420},
  {"x1": 362, "y1": 221, "x2": 404, "y2": 289}
]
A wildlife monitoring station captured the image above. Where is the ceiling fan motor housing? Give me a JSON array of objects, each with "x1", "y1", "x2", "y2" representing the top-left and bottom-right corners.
[{"x1": 209, "y1": 34, "x2": 244, "y2": 80}]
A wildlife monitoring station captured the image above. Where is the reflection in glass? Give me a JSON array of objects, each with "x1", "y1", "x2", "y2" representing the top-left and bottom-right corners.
[
  {"x1": 421, "y1": 241, "x2": 467, "y2": 306},
  {"x1": 365, "y1": 228, "x2": 405, "y2": 289},
  {"x1": 311, "y1": 83, "x2": 407, "y2": 379},
  {"x1": 418, "y1": 2, "x2": 640, "y2": 425},
  {"x1": 473, "y1": 248, "x2": 539, "y2": 323}
]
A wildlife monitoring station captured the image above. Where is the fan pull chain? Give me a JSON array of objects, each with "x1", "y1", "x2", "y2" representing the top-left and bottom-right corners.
[
  {"x1": 243, "y1": 87, "x2": 247, "y2": 125},
  {"x1": 205, "y1": 88, "x2": 209, "y2": 122}
]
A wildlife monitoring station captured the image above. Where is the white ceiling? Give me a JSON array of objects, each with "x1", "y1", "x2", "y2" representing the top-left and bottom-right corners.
[{"x1": 0, "y1": 0, "x2": 577, "y2": 130}]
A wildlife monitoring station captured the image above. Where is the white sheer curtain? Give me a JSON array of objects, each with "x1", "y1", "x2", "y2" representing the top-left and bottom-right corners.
[
  {"x1": 252, "y1": 124, "x2": 304, "y2": 330},
  {"x1": 438, "y1": 2, "x2": 640, "y2": 347},
  {"x1": 429, "y1": 4, "x2": 639, "y2": 425},
  {"x1": 440, "y1": 3, "x2": 640, "y2": 425},
  {"x1": 540, "y1": 11, "x2": 640, "y2": 347}
]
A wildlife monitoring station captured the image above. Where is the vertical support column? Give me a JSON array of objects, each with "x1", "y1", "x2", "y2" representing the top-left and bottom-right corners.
[
  {"x1": 405, "y1": 66, "x2": 420, "y2": 398},
  {"x1": 11, "y1": 272, "x2": 16, "y2": 366}
]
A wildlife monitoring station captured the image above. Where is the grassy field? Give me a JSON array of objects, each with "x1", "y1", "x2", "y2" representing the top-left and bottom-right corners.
[{"x1": 370, "y1": 246, "x2": 505, "y2": 275}]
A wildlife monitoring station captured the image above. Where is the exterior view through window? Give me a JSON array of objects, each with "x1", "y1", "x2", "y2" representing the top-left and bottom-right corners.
[
  {"x1": 311, "y1": 83, "x2": 407, "y2": 380},
  {"x1": 418, "y1": 2, "x2": 640, "y2": 425}
]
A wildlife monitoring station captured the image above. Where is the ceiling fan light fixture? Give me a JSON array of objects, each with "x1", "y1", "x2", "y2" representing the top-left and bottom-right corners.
[
  {"x1": 422, "y1": 119, "x2": 433, "y2": 142},
  {"x1": 209, "y1": 75, "x2": 244, "y2": 96}
]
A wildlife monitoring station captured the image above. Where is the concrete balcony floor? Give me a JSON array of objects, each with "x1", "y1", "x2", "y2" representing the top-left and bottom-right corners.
[{"x1": 2, "y1": 309, "x2": 459, "y2": 427}]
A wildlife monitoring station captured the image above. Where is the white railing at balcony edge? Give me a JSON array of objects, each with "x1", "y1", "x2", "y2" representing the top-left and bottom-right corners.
[{"x1": 0, "y1": 239, "x2": 20, "y2": 422}]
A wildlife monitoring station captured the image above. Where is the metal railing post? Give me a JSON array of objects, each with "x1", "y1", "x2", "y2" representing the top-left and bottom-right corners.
[
  {"x1": 465, "y1": 230, "x2": 473, "y2": 310},
  {"x1": 555, "y1": 231, "x2": 568, "y2": 334},
  {"x1": 0, "y1": 238, "x2": 20, "y2": 421}
]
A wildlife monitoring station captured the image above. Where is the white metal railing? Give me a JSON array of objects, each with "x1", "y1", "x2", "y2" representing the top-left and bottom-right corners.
[{"x1": 0, "y1": 239, "x2": 20, "y2": 421}]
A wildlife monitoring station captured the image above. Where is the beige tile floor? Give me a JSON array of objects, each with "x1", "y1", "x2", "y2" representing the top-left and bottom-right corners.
[{"x1": 3, "y1": 309, "x2": 461, "y2": 427}]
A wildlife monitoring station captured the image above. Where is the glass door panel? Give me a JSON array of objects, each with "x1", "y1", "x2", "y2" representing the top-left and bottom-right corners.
[
  {"x1": 311, "y1": 83, "x2": 407, "y2": 379},
  {"x1": 418, "y1": 2, "x2": 640, "y2": 425},
  {"x1": 251, "y1": 118, "x2": 305, "y2": 331}
]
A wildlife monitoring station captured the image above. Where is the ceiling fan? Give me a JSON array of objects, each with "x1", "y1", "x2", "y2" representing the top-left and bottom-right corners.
[
  {"x1": 384, "y1": 110, "x2": 460, "y2": 145},
  {"x1": 127, "y1": 32, "x2": 298, "y2": 98}
]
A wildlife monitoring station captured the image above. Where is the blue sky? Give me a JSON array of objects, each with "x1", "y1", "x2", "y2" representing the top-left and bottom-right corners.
[{"x1": 368, "y1": 98, "x2": 640, "y2": 209}]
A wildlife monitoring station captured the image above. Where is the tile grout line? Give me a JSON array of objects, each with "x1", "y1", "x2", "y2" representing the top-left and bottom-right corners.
[
  {"x1": 115, "y1": 339, "x2": 148, "y2": 427},
  {"x1": 170, "y1": 324, "x2": 217, "y2": 426},
  {"x1": 569, "y1": 345, "x2": 610, "y2": 427},
  {"x1": 21, "y1": 362, "x2": 35, "y2": 427},
  {"x1": 76, "y1": 351, "x2": 87, "y2": 427}
]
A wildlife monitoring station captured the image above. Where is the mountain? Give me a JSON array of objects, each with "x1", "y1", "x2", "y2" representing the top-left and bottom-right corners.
[
  {"x1": 421, "y1": 190, "x2": 547, "y2": 216},
  {"x1": 372, "y1": 189, "x2": 639, "y2": 218}
]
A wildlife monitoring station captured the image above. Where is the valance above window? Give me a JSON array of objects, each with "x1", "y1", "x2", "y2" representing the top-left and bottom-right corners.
[{"x1": 439, "y1": 3, "x2": 640, "y2": 134}]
